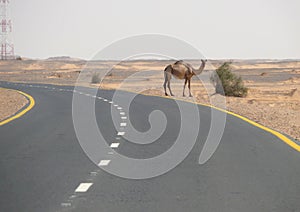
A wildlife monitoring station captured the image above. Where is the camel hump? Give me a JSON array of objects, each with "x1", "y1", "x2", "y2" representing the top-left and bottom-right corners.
[{"x1": 174, "y1": 60, "x2": 184, "y2": 65}]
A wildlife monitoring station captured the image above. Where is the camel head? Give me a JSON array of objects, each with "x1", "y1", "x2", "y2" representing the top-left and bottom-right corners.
[
  {"x1": 201, "y1": 59, "x2": 208, "y2": 64},
  {"x1": 193, "y1": 59, "x2": 207, "y2": 75}
]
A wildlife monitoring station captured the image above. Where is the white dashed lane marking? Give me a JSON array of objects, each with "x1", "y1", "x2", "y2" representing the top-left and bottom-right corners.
[
  {"x1": 90, "y1": 172, "x2": 98, "y2": 177},
  {"x1": 75, "y1": 183, "x2": 93, "y2": 193},
  {"x1": 61, "y1": 203, "x2": 71, "y2": 207},
  {"x1": 2, "y1": 83, "x2": 131, "y2": 202},
  {"x1": 110, "y1": 143, "x2": 120, "y2": 148},
  {"x1": 98, "y1": 160, "x2": 111, "y2": 166},
  {"x1": 117, "y1": 132, "x2": 125, "y2": 136}
]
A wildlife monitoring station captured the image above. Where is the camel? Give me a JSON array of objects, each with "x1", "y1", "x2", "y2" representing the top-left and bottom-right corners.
[{"x1": 163, "y1": 59, "x2": 207, "y2": 97}]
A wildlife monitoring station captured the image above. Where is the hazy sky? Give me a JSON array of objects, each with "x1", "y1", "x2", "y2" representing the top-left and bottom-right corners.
[{"x1": 11, "y1": 0, "x2": 300, "y2": 59}]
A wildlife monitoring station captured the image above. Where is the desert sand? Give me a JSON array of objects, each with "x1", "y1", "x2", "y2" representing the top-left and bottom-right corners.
[
  {"x1": 0, "y1": 59, "x2": 299, "y2": 140},
  {"x1": 0, "y1": 88, "x2": 29, "y2": 121}
]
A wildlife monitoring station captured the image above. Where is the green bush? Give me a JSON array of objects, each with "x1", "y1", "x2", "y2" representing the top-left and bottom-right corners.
[
  {"x1": 211, "y1": 62, "x2": 248, "y2": 97},
  {"x1": 91, "y1": 73, "x2": 101, "y2": 84}
]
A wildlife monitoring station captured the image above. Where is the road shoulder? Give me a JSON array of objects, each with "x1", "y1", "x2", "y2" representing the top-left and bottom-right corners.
[{"x1": 0, "y1": 87, "x2": 35, "y2": 126}]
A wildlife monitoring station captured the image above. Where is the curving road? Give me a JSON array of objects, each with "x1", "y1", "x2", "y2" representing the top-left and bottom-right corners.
[{"x1": 0, "y1": 81, "x2": 300, "y2": 212}]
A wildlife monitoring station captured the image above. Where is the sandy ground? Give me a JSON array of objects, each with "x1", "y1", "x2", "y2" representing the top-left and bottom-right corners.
[
  {"x1": 0, "y1": 59, "x2": 299, "y2": 140},
  {"x1": 0, "y1": 88, "x2": 29, "y2": 121}
]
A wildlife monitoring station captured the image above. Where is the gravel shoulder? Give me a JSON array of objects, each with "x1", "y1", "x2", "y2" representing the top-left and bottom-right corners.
[{"x1": 0, "y1": 88, "x2": 29, "y2": 122}]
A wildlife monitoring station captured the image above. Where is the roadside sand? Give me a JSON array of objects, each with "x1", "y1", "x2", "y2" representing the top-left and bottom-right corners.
[
  {"x1": 0, "y1": 59, "x2": 299, "y2": 140},
  {"x1": 0, "y1": 88, "x2": 29, "y2": 121},
  {"x1": 96, "y1": 60, "x2": 300, "y2": 141}
]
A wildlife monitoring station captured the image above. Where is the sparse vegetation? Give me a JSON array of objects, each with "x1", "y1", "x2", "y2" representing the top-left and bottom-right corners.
[
  {"x1": 260, "y1": 72, "x2": 267, "y2": 76},
  {"x1": 211, "y1": 62, "x2": 248, "y2": 97},
  {"x1": 91, "y1": 73, "x2": 101, "y2": 84}
]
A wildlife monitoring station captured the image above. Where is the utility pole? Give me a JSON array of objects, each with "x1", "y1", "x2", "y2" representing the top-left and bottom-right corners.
[{"x1": 0, "y1": 0, "x2": 14, "y2": 60}]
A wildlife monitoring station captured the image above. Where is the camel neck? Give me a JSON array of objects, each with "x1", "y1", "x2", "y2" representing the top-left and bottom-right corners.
[{"x1": 198, "y1": 62, "x2": 205, "y2": 72}]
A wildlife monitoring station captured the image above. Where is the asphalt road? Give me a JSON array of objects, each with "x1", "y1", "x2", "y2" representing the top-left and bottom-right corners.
[{"x1": 0, "y1": 81, "x2": 300, "y2": 212}]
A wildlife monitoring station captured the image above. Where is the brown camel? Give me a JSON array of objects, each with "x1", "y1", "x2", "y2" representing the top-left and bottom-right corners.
[{"x1": 163, "y1": 59, "x2": 207, "y2": 97}]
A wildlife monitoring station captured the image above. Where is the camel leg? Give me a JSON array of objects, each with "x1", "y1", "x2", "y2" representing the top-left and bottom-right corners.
[
  {"x1": 188, "y1": 79, "x2": 193, "y2": 97},
  {"x1": 167, "y1": 73, "x2": 174, "y2": 96},
  {"x1": 163, "y1": 72, "x2": 168, "y2": 96},
  {"x1": 183, "y1": 78, "x2": 187, "y2": 97}
]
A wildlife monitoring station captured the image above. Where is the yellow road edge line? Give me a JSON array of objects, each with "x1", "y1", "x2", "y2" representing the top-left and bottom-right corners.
[
  {"x1": 114, "y1": 88, "x2": 300, "y2": 152},
  {"x1": 2, "y1": 84, "x2": 297, "y2": 151},
  {"x1": 0, "y1": 88, "x2": 35, "y2": 126}
]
